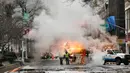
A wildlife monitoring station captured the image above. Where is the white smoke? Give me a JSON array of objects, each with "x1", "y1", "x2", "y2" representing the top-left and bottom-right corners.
[
  {"x1": 27, "y1": 0, "x2": 117, "y2": 65},
  {"x1": 28, "y1": 0, "x2": 95, "y2": 52},
  {"x1": 90, "y1": 48, "x2": 106, "y2": 65}
]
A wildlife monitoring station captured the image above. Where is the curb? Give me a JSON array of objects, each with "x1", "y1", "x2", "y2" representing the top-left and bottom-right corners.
[
  {"x1": 0, "y1": 62, "x2": 20, "y2": 69},
  {"x1": 9, "y1": 67, "x2": 21, "y2": 72},
  {"x1": 0, "y1": 66, "x2": 6, "y2": 69}
]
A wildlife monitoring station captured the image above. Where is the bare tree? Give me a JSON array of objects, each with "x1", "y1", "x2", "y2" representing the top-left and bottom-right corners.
[
  {"x1": 67, "y1": 0, "x2": 105, "y2": 14},
  {"x1": 0, "y1": 0, "x2": 43, "y2": 52}
]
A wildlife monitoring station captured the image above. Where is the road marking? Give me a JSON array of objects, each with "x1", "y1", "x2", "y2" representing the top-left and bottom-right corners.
[{"x1": 10, "y1": 67, "x2": 21, "y2": 72}]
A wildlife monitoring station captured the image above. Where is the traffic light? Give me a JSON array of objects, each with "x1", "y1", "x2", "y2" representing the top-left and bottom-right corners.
[
  {"x1": 106, "y1": 16, "x2": 116, "y2": 31},
  {"x1": 19, "y1": 2, "x2": 29, "y2": 24},
  {"x1": 106, "y1": 16, "x2": 116, "y2": 35},
  {"x1": 100, "y1": 16, "x2": 116, "y2": 35}
]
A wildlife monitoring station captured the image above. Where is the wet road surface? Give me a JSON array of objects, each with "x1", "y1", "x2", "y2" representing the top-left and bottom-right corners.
[{"x1": 4, "y1": 59, "x2": 130, "y2": 73}]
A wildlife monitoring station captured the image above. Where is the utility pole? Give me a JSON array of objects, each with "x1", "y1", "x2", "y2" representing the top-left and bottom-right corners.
[
  {"x1": 18, "y1": 0, "x2": 29, "y2": 60},
  {"x1": 126, "y1": 30, "x2": 129, "y2": 54},
  {"x1": 101, "y1": 21, "x2": 129, "y2": 54},
  {"x1": 22, "y1": 40, "x2": 25, "y2": 63}
]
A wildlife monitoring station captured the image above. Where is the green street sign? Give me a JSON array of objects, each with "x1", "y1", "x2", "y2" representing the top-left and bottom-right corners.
[
  {"x1": 100, "y1": 24, "x2": 108, "y2": 28},
  {"x1": 100, "y1": 21, "x2": 109, "y2": 31},
  {"x1": 23, "y1": 12, "x2": 29, "y2": 21}
]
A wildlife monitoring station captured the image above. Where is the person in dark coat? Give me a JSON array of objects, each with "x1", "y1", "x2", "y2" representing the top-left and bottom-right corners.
[
  {"x1": 64, "y1": 50, "x2": 70, "y2": 65},
  {"x1": 59, "y1": 52, "x2": 63, "y2": 65}
]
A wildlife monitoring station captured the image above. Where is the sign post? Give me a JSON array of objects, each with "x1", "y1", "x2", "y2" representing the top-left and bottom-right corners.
[{"x1": 22, "y1": 41, "x2": 25, "y2": 63}]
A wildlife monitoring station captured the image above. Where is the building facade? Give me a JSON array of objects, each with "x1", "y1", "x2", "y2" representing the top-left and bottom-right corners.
[
  {"x1": 125, "y1": 1, "x2": 130, "y2": 51},
  {"x1": 98, "y1": 0, "x2": 126, "y2": 52}
]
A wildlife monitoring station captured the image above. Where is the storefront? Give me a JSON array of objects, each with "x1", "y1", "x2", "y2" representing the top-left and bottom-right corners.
[
  {"x1": 117, "y1": 39, "x2": 126, "y2": 53},
  {"x1": 125, "y1": 5, "x2": 130, "y2": 53}
]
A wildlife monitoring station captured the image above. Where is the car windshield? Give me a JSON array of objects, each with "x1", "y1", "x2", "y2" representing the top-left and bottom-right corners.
[{"x1": 113, "y1": 50, "x2": 122, "y2": 53}]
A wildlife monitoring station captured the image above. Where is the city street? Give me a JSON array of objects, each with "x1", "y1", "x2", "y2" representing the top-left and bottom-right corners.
[
  {"x1": 0, "y1": 62, "x2": 21, "y2": 73},
  {"x1": 4, "y1": 59, "x2": 130, "y2": 73},
  {"x1": 1, "y1": 0, "x2": 130, "y2": 73}
]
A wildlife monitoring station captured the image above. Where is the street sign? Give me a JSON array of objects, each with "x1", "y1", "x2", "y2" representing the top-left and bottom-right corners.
[
  {"x1": 23, "y1": 12, "x2": 29, "y2": 21},
  {"x1": 106, "y1": 16, "x2": 116, "y2": 31},
  {"x1": 117, "y1": 39, "x2": 125, "y2": 44},
  {"x1": 100, "y1": 20, "x2": 109, "y2": 31}
]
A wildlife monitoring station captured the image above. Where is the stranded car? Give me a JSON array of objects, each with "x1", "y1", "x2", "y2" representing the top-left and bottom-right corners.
[{"x1": 103, "y1": 49, "x2": 130, "y2": 65}]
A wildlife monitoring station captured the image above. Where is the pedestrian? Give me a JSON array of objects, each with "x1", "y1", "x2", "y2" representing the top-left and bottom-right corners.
[
  {"x1": 59, "y1": 52, "x2": 63, "y2": 65},
  {"x1": 64, "y1": 50, "x2": 70, "y2": 65},
  {"x1": 81, "y1": 49, "x2": 86, "y2": 65},
  {"x1": 51, "y1": 54, "x2": 54, "y2": 60},
  {"x1": 59, "y1": 57, "x2": 63, "y2": 65}
]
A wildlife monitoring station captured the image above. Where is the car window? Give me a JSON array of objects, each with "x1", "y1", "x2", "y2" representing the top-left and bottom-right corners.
[
  {"x1": 107, "y1": 50, "x2": 113, "y2": 54},
  {"x1": 113, "y1": 50, "x2": 122, "y2": 53}
]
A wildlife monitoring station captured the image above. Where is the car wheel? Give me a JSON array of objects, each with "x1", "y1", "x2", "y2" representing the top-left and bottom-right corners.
[
  {"x1": 103, "y1": 60, "x2": 107, "y2": 65},
  {"x1": 124, "y1": 60, "x2": 129, "y2": 65},
  {"x1": 116, "y1": 58, "x2": 121, "y2": 65}
]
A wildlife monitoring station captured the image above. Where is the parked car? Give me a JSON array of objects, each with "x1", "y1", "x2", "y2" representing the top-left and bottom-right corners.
[
  {"x1": 3, "y1": 52, "x2": 17, "y2": 64},
  {"x1": 103, "y1": 49, "x2": 130, "y2": 65},
  {"x1": 41, "y1": 52, "x2": 53, "y2": 59},
  {"x1": 0, "y1": 53, "x2": 4, "y2": 66}
]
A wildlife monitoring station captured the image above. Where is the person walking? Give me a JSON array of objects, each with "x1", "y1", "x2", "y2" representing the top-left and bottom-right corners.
[
  {"x1": 64, "y1": 50, "x2": 70, "y2": 65},
  {"x1": 81, "y1": 49, "x2": 86, "y2": 65},
  {"x1": 59, "y1": 52, "x2": 63, "y2": 65},
  {"x1": 51, "y1": 53, "x2": 54, "y2": 60}
]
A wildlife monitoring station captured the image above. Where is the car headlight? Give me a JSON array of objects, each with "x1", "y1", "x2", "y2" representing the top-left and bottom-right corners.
[{"x1": 120, "y1": 55, "x2": 124, "y2": 58}]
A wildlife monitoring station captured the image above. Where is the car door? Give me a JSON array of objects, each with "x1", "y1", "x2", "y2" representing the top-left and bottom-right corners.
[{"x1": 105, "y1": 50, "x2": 115, "y2": 62}]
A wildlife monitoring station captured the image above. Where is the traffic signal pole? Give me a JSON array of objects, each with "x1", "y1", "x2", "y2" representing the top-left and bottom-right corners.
[
  {"x1": 126, "y1": 30, "x2": 129, "y2": 54},
  {"x1": 101, "y1": 21, "x2": 129, "y2": 54},
  {"x1": 19, "y1": 0, "x2": 29, "y2": 61}
]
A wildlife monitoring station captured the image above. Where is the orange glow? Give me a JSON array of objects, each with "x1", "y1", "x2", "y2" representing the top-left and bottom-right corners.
[
  {"x1": 63, "y1": 41, "x2": 85, "y2": 54},
  {"x1": 102, "y1": 43, "x2": 115, "y2": 51}
]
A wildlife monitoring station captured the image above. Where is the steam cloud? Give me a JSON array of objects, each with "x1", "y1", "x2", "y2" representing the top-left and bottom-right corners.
[{"x1": 27, "y1": 0, "x2": 117, "y2": 65}]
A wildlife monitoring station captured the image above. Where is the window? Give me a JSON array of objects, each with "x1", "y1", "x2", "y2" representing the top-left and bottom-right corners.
[
  {"x1": 125, "y1": 8, "x2": 130, "y2": 31},
  {"x1": 107, "y1": 50, "x2": 113, "y2": 54},
  {"x1": 113, "y1": 50, "x2": 122, "y2": 53}
]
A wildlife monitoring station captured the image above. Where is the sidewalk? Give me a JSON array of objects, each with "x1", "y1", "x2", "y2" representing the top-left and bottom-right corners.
[
  {"x1": 0, "y1": 58, "x2": 34, "y2": 73},
  {"x1": 0, "y1": 61, "x2": 21, "y2": 68},
  {"x1": 0, "y1": 61, "x2": 11, "y2": 69},
  {"x1": 0, "y1": 61, "x2": 21, "y2": 73}
]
